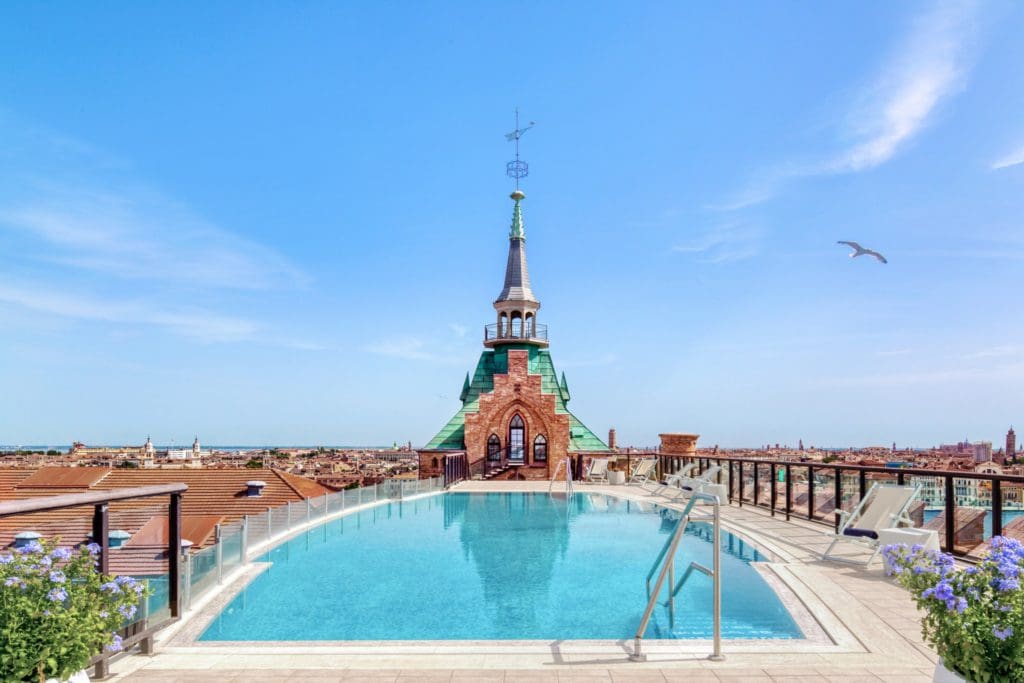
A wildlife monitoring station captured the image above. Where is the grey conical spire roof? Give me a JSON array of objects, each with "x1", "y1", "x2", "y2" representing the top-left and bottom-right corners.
[{"x1": 495, "y1": 190, "x2": 538, "y2": 304}]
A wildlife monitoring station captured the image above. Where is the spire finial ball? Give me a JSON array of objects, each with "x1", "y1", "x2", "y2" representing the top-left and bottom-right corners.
[{"x1": 510, "y1": 189, "x2": 526, "y2": 201}]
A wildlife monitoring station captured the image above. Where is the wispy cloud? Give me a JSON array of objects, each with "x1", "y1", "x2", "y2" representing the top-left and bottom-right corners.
[
  {"x1": 820, "y1": 363, "x2": 1024, "y2": 389},
  {"x1": 0, "y1": 281, "x2": 258, "y2": 343},
  {"x1": 875, "y1": 348, "x2": 914, "y2": 357},
  {"x1": 672, "y1": 222, "x2": 763, "y2": 263},
  {"x1": 824, "y1": 2, "x2": 975, "y2": 173},
  {"x1": 992, "y1": 143, "x2": 1024, "y2": 170},
  {"x1": 714, "y1": 1, "x2": 978, "y2": 209},
  {"x1": 449, "y1": 323, "x2": 468, "y2": 338},
  {"x1": 0, "y1": 115, "x2": 318, "y2": 348},
  {"x1": 964, "y1": 345, "x2": 1022, "y2": 360},
  {"x1": 363, "y1": 335, "x2": 473, "y2": 364},
  {"x1": 1, "y1": 186, "x2": 305, "y2": 291}
]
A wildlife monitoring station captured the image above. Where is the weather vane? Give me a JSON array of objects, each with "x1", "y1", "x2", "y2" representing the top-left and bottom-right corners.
[{"x1": 505, "y1": 107, "x2": 535, "y2": 190}]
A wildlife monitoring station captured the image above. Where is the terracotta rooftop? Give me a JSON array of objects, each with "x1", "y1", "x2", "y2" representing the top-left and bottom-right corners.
[
  {"x1": 0, "y1": 467, "x2": 332, "y2": 575},
  {"x1": 16, "y1": 466, "x2": 112, "y2": 489}
]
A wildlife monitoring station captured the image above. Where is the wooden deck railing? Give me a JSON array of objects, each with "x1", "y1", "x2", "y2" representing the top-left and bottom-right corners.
[{"x1": 0, "y1": 483, "x2": 188, "y2": 679}]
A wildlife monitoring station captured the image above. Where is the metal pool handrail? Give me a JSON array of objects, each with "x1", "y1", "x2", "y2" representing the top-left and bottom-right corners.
[
  {"x1": 631, "y1": 491, "x2": 723, "y2": 663},
  {"x1": 548, "y1": 456, "x2": 574, "y2": 497}
]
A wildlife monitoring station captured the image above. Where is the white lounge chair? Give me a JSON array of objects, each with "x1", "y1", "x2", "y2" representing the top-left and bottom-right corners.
[
  {"x1": 628, "y1": 458, "x2": 658, "y2": 488},
  {"x1": 667, "y1": 465, "x2": 723, "y2": 501},
  {"x1": 651, "y1": 463, "x2": 697, "y2": 495},
  {"x1": 823, "y1": 483, "x2": 921, "y2": 565},
  {"x1": 583, "y1": 457, "x2": 609, "y2": 484}
]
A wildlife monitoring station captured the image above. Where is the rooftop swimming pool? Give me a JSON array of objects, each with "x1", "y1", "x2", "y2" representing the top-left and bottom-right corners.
[{"x1": 199, "y1": 492, "x2": 803, "y2": 641}]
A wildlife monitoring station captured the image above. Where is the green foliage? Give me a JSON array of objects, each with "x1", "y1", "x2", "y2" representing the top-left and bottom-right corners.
[
  {"x1": 0, "y1": 538, "x2": 151, "y2": 683},
  {"x1": 885, "y1": 539, "x2": 1024, "y2": 682},
  {"x1": 244, "y1": 459, "x2": 263, "y2": 469}
]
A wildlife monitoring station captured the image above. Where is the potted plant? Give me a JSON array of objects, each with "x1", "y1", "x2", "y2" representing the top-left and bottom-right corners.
[
  {"x1": 0, "y1": 538, "x2": 151, "y2": 683},
  {"x1": 883, "y1": 537, "x2": 1024, "y2": 683}
]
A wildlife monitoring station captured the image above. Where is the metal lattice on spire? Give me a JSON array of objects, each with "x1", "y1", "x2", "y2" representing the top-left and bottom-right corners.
[{"x1": 505, "y1": 108, "x2": 535, "y2": 190}]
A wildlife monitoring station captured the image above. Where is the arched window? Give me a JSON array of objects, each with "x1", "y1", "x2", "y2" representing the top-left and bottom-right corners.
[
  {"x1": 524, "y1": 313, "x2": 534, "y2": 337},
  {"x1": 499, "y1": 312, "x2": 508, "y2": 337},
  {"x1": 510, "y1": 311, "x2": 522, "y2": 338},
  {"x1": 487, "y1": 434, "x2": 501, "y2": 461},
  {"x1": 509, "y1": 414, "x2": 525, "y2": 461},
  {"x1": 533, "y1": 434, "x2": 547, "y2": 463}
]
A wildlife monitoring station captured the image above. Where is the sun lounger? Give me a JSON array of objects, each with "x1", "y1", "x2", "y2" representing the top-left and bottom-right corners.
[{"x1": 823, "y1": 482, "x2": 921, "y2": 565}]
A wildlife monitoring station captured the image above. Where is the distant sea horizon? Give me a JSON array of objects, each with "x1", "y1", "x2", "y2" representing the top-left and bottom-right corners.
[{"x1": 0, "y1": 445, "x2": 397, "y2": 452}]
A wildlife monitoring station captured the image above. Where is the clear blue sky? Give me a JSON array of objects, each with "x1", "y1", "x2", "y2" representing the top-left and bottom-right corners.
[{"x1": 1, "y1": 1, "x2": 1022, "y2": 448}]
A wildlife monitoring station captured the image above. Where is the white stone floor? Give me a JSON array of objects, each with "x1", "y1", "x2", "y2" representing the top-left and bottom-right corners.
[{"x1": 107, "y1": 481, "x2": 939, "y2": 682}]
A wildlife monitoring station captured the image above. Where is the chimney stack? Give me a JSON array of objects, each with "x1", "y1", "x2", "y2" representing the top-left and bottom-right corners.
[{"x1": 608, "y1": 428, "x2": 617, "y2": 451}]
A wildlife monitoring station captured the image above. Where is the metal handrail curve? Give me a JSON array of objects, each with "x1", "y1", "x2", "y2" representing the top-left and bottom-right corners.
[{"x1": 632, "y1": 491, "x2": 723, "y2": 663}]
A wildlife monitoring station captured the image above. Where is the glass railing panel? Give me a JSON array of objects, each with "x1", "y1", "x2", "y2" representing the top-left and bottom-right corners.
[
  {"x1": 188, "y1": 544, "x2": 219, "y2": 600},
  {"x1": 903, "y1": 473, "x2": 950, "y2": 552},
  {"x1": 220, "y1": 524, "x2": 244, "y2": 575},
  {"x1": 739, "y1": 462, "x2": 755, "y2": 504},
  {"x1": 837, "y1": 471, "x2": 858, "y2": 514},
  {"x1": 755, "y1": 464, "x2": 771, "y2": 509},
  {"x1": 812, "y1": 467, "x2": 837, "y2": 523},
  {"x1": 787, "y1": 466, "x2": 810, "y2": 518}
]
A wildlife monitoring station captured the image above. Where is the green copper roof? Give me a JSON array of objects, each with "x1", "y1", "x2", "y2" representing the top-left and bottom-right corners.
[
  {"x1": 425, "y1": 344, "x2": 610, "y2": 452},
  {"x1": 509, "y1": 197, "x2": 525, "y2": 240}
]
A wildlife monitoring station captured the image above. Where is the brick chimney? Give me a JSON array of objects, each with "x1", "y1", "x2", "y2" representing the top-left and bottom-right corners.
[{"x1": 608, "y1": 428, "x2": 617, "y2": 450}]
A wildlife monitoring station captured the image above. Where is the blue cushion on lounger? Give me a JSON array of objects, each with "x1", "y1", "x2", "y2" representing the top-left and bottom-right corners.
[{"x1": 842, "y1": 527, "x2": 878, "y2": 540}]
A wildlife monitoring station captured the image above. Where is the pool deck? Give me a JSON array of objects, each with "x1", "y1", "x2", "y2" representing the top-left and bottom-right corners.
[{"x1": 107, "y1": 481, "x2": 940, "y2": 683}]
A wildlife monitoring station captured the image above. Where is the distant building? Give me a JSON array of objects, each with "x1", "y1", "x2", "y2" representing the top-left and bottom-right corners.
[
  {"x1": 418, "y1": 189, "x2": 609, "y2": 480},
  {"x1": 974, "y1": 441, "x2": 993, "y2": 464},
  {"x1": 1007, "y1": 427, "x2": 1016, "y2": 463}
]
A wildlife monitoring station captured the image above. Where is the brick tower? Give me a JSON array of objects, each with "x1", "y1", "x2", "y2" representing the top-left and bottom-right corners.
[{"x1": 418, "y1": 189, "x2": 609, "y2": 480}]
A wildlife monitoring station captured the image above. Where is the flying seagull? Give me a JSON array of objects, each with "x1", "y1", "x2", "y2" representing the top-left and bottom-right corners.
[{"x1": 837, "y1": 241, "x2": 887, "y2": 264}]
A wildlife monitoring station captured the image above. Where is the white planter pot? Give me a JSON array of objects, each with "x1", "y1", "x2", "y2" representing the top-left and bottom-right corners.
[
  {"x1": 933, "y1": 661, "x2": 968, "y2": 683},
  {"x1": 608, "y1": 471, "x2": 625, "y2": 485}
]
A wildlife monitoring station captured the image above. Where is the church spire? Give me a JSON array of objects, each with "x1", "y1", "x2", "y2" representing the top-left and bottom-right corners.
[{"x1": 496, "y1": 190, "x2": 537, "y2": 304}]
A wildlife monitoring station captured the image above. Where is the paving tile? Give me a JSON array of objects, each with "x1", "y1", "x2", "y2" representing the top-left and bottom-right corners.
[
  {"x1": 660, "y1": 673, "x2": 719, "y2": 683},
  {"x1": 450, "y1": 670, "x2": 505, "y2": 681},
  {"x1": 608, "y1": 673, "x2": 667, "y2": 683},
  {"x1": 504, "y1": 672, "x2": 559, "y2": 681},
  {"x1": 875, "y1": 677, "x2": 931, "y2": 683}
]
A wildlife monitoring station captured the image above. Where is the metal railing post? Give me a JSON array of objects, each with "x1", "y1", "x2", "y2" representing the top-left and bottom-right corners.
[
  {"x1": 267, "y1": 507, "x2": 273, "y2": 545},
  {"x1": 168, "y1": 492, "x2": 182, "y2": 619},
  {"x1": 808, "y1": 466, "x2": 815, "y2": 521},
  {"x1": 241, "y1": 515, "x2": 249, "y2": 562},
  {"x1": 834, "y1": 469, "x2": 842, "y2": 532},
  {"x1": 944, "y1": 475, "x2": 955, "y2": 553},
  {"x1": 785, "y1": 465, "x2": 792, "y2": 521},
  {"x1": 737, "y1": 462, "x2": 743, "y2": 507},
  {"x1": 215, "y1": 524, "x2": 223, "y2": 584},
  {"x1": 184, "y1": 549, "x2": 193, "y2": 611},
  {"x1": 710, "y1": 498, "x2": 724, "y2": 661},
  {"x1": 993, "y1": 479, "x2": 1003, "y2": 537}
]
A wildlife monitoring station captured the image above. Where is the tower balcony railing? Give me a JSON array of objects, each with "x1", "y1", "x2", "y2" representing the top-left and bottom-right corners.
[{"x1": 484, "y1": 322, "x2": 548, "y2": 343}]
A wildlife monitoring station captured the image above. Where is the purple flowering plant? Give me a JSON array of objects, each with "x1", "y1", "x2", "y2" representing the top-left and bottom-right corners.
[
  {"x1": 884, "y1": 537, "x2": 1024, "y2": 682},
  {"x1": 0, "y1": 538, "x2": 151, "y2": 683}
]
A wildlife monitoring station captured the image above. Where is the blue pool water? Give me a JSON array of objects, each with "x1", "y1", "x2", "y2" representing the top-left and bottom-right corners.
[{"x1": 200, "y1": 493, "x2": 803, "y2": 641}]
